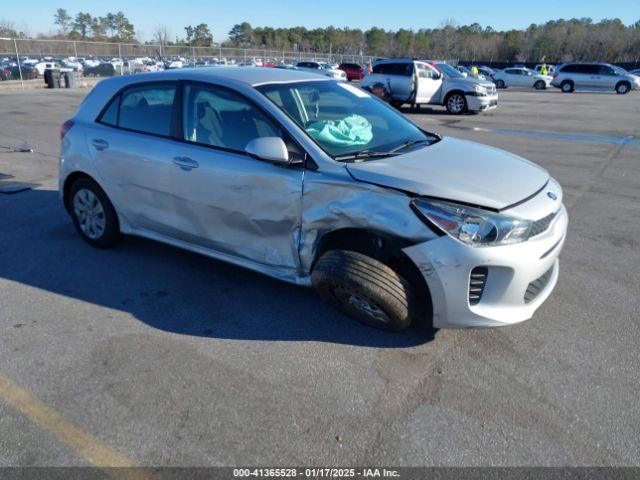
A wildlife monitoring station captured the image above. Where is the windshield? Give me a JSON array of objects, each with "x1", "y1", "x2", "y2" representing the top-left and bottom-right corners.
[
  {"x1": 612, "y1": 66, "x2": 628, "y2": 75},
  {"x1": 435, "y1": 63, "x2": 464, "y2": 79},
  {"x1": 257, "y1": 80, "x2": 438, "y2": 160}
]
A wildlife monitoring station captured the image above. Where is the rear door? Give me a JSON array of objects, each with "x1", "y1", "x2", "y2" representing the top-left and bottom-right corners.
[
  {"x1": 168, "y1": 81, "x2": 304, "y2": 270},
  {"x1": 374, "y1": 62, "x2": 413, "y2": 101},
  {"x1": 89, "y1": 82, "x2": 185, "y2": 235}
]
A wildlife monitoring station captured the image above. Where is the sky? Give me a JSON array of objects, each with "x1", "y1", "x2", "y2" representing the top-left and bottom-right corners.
[{"x1": 2, "y1": 0, "x2": 638, "y2": 41}]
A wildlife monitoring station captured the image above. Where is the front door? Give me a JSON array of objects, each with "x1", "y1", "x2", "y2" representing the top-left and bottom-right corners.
[
  {"x1": 169, "y1": 82, "x2": 304, "y2": 271},
  {"x1": 414, "y1": 62, "x2": 443, "y2": 104}
]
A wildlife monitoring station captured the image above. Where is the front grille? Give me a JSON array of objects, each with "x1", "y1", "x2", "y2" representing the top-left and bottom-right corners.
[
  {"x1": 530, "y1": 211, "x2": 558, "y2": 237},
  {"x1": 469, "y1": 267, "x2": 488, "y2": 306},
  {"x1": 524, "y1": 267, "x2": 554, "y2": 304}
]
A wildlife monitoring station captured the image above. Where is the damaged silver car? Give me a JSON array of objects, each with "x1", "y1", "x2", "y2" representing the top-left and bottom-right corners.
[{"x1": 59, "y1": 67, "x2": 568, "y2": 331}]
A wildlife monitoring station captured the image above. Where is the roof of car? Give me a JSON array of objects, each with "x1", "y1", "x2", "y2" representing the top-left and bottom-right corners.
[{"x1": 101, "y1": 66, "x2": 330, "y2": 88}]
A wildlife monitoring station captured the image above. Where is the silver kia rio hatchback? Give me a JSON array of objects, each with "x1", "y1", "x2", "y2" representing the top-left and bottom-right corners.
[{"x1": 59, "y1": 67, "x2": 568, "y2": 331}]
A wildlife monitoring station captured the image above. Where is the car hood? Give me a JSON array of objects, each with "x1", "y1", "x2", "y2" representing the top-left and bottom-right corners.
[
  {"x1": 448, "y1": 76, "x2": 494, "y2": 89},
  {"x1": 346, "y1": 137, "x2": 549, "y2": 210}
]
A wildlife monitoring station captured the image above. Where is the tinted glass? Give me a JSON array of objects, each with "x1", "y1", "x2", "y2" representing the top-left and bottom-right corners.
[
  {"x1": 598, "y1": 65, "x2": 615, "y2": 75},
  {"x1": 373, "y1": 63, "x2": 412, "y2": 76},
  {"x1": 372, "y1": 63, "x2": 388, "y2": 74},
  {"x1": 561, "y1": 64, "x2": 579, "y2": 73},
  {"x1": 118, "y1": 85, "x2": 176, "y2": 136},
  {"x1": 582, "y1": 65, "x2": 601, "y2": 74},
  {"x1": 183, "y1": 83, "x2": 281, "y2": 152},
  {"x1": 100, "y1": 95, "x2": 119, "y2": 126}
]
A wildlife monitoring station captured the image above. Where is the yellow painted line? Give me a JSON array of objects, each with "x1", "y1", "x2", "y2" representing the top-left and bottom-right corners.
[{"x1": 0, "y1": 371, "x2": 149, "y2": 479}]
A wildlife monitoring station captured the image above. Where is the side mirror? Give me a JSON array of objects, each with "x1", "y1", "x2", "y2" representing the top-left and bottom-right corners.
[{"x1": 245, "y1": 137, "x2": 290, "y2": 165}]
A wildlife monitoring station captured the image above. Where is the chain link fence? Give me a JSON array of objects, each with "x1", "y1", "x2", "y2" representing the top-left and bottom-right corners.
[{"x1": 0, "y1": 37, "x2": 375, "y2": 89}]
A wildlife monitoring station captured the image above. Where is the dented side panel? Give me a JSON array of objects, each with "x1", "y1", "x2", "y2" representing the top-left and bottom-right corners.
[{"x1": 298, "y1": 166, "x2": 438, "y2": 274}]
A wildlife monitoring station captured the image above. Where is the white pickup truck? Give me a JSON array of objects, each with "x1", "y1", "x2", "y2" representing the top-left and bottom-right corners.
[{"x1": 361, "y1": 59, "x2": 498, "y2": 114}]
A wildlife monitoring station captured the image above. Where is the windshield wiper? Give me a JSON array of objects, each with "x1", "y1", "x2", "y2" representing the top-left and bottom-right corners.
[
  {"x1": 334, "y1": 136, "x2": 440, "y2": 162},
  {"x1": 388, "y1": 137, "x2": 439, "y2": 154},
  {"x1": 334, "y1": 150, "x2": 403, "y2": 162}
]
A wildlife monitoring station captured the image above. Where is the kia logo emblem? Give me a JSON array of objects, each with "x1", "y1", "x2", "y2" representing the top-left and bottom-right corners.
[{"x1": 547, "y1": 192, "x2": 557, "y2": 200}]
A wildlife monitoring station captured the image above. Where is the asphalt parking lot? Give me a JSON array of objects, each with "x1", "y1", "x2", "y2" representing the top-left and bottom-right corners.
[{"x1": 1, "y1": 85, "x2": 639, "y2": 467}]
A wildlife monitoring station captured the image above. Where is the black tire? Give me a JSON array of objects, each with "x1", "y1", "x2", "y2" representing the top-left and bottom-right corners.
[
  {"x1": 561, "y1": 80, "x2": 574, "y2": 93},
  {"x1": 312, "y1": 250, "x2": 416, "y2": 331},
  {"x1": 534, "y1": 80, "x2": 546, "y2": 90},
  {"x1": 615, "y1": 82, "x2": 631, "y2": 95},
  {"x1": 445, "y1": 92, "x2": 467, "y2": 114},
  {"x1": 495, "y1": 79, "x2": 506, "y2": 89},
  {"x1": 68, "y1": 177, "x2": 120, "y2": 248}
]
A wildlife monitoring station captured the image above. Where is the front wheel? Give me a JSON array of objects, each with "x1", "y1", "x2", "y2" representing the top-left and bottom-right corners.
[
  {"x1": 446, "y1": 93, "x2": 467, "y2": 114},
  {"x1": 312, "y1": 250, "x2": 416, "y2": 331},
  {"x1": 534, "y1": 80, "x2": 546, "y2": 90},
  {"x1": 561, "y1": 81, "x2": 574, "y2": 93},
  {"x1": 68, "y1": 177, "x2": 120, "y2": 248},
  {"x1": 615, "y1": 82, "x2": 631, "y2": 95},
  {"x1": 495, "y1": 79, "x2": 506, "y2": 89}
]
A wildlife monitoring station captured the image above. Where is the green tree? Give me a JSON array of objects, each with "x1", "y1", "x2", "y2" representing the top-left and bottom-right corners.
[
  {"x1": 72, "y1": 12, "x2": 93, "y2": 39},
  {"x1": 228, "y1": 22, "x2": 254, "y2": 47},
  {"x1": 54, "y1": 8, "x2": 72, "y2": 35},
  {"x1": 185, "y1": 23, "x2": 213, "y2": 47}
]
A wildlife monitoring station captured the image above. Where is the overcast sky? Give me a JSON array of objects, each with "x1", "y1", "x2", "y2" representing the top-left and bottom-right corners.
[{"x1": 3, "y1": 0, "x2": 638, "y2": 41}]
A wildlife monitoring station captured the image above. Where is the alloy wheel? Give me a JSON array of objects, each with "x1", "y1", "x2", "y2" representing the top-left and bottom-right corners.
[{"x1": 447, "y1": 95, "x2": 465, "y2": 114}]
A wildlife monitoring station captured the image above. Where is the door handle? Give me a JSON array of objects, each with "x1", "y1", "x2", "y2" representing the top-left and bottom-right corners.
[
  {"x1": 91, "y1": 138, "x2": 109, "y2": 150},
  {"x1": 173, "y1": 156, "x2": 199, "y2": 170}
]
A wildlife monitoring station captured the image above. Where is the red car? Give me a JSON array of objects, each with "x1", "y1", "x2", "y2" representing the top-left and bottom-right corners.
[{"x1": 338, "y1": 63, "x2": 365, "y2": 81}]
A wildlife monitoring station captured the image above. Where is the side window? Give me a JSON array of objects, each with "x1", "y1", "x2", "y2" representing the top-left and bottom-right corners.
[
  {"x1": 183, "y1": 83, "x2": 282, "y2": 152},
  {"x1": 505, "y1": 69, "x2": 516, "y2": 75},
  {"x1": 416, "y1": 63, "x2": 437, "y2": 79},
  {"x1": 100, "y1": 95, "x2": 119, "y2": 126},
  {"x1": 118, "y1": 84, "x2": 176, "y2": 136},
  {"x1": 582, "y1": 65, "x2": 600, "y2": 75},
  {"x1": 598, "y1": 65, "x2": 614, "y2": 75},
  {"x1": 372, "y1": 64, "x2": 387, "y2": 74},
  {"x1": 561, "y1": 64, "x2": 577, "y2": 73}
]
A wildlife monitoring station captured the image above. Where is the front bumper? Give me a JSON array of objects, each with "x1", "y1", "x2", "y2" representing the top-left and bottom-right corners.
[
  {"x1": 466, "y1": 93, "x2": 498, "y2": 111},
  {"x1": 403, "y1": 204, "x2": 568, "y2": 329}
]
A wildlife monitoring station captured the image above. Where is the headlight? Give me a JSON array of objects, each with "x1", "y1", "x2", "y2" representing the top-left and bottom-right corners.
[
  {"x1": 412, "y1": 198, "x2": 532, "y2": 247},
  {"x1": 474, "y1": 85, "x2": 488, "y2": 96}
]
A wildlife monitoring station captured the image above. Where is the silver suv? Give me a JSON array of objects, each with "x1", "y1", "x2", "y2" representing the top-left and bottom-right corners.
[
  {"x1": 362, "y1": 59, "x2": 498, "y2": 114},
  {"x1": 59, "y1": 68, "x2": 567, "y2": 331},
  {"x1": 551, "y1": 63, "x2": 640, "y2": 94}
]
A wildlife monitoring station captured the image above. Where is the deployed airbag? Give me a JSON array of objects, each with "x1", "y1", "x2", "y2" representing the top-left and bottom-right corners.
[{"x1": 306, "y1": 115, "x2": 372, "y2": 146}]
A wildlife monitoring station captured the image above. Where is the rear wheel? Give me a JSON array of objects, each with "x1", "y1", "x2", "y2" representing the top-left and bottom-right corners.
[
  {"x1": 446, "y1": 93, "x2": 467, "y2": 114},
  {"x1": 561, "y1": 80, "x2": 574, "y2": 93},
  {"x1": 615, "y1": 82, "x2": 631, "y2": 95},
  {"x1": 534, "y1": 80, "x2": 546, "y2": 90},
  {"x1": 312, "y1": 250, "x2": 416, "y2": 331},
  {"x1": 68, "y1": 177, "x2": 120, "y2": 248}
]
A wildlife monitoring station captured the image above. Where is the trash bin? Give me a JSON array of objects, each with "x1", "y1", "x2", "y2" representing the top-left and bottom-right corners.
[
  {"x1": 63, "y1": 71, "x2": 75, "y2": 88},
  {"x1": 45, "y1": 68, "x2": 61, "y2": 88}
]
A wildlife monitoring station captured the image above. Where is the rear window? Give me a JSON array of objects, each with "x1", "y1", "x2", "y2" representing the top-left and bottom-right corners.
[
  {"x1": 372, "y1": 63, "x2": 413, "y2": 76},
  {"x1": 99, "y1": 83, "x2": 176, "y2": 137}
]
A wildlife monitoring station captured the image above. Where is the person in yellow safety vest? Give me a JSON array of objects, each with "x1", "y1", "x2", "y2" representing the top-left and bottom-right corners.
[
  {"x1": 540, "y1": 63, "x2": 548, "y2": 76},
  {"x1": 471, "y1": 65, "x2": 479, "y2": 77}
]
